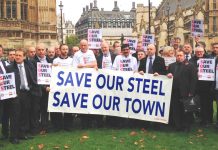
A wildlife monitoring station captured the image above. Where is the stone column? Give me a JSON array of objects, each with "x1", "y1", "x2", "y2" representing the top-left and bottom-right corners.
[{"x1": 17, "y1": 0, "x2": 21, "y2": 19}]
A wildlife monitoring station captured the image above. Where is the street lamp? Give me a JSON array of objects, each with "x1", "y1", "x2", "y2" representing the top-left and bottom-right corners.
[
  {"x1": 166, "y1": 2, "x2": 170, "y2": 46},
  {"x1": 59, "y1": 1, "x2": 64, "y2": 44}
]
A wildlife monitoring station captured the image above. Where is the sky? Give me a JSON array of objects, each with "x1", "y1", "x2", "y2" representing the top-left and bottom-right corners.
[{"x1": 56, "y1": 0, "x2": 163, "y2": 24}]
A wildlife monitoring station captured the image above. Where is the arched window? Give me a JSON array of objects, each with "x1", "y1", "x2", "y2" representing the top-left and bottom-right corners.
[
  {"x1": 6, "y1": 0, "x2": 17, "y2": 18},
  {"x1": 21, "y1": 0, "x2": 28, "y2": 20}
]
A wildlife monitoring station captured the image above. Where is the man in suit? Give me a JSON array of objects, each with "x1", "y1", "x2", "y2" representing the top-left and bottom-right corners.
[
  {"x1": 97, "y1": 41, "x2": 116, "y2": 69},
  {"x1": 26, "y1": 47, "x2": 36, "y2": 61},
  {"x1": 167, "y1": 50, "x2": 197, "y2": 131},
  {"x1": 33, "y1": 43, "x2": 52, "y2": 134},
  {"x1": 6, "y1": 49, "x2": 36, "y2": 143},
  {"x1": 138, "y1": 44, "x2": 166, "y2": 75},
  {"x1": 132, "y1": 41, "x2": 144, "y2": 61},
  {"x1": 183, "y1": 43, "x2": 193, "y2": 61}
]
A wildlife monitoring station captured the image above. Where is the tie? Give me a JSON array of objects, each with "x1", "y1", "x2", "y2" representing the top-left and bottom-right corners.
[
  {"x1": 186, "y1": 55, "x2": 189, "y2": 61},
  {"x1": 19, "y1": 65, "x2": 26, "y2": 90},
  {"x1": 148, "y1": 57, "x2": 153, "y2": 73}
]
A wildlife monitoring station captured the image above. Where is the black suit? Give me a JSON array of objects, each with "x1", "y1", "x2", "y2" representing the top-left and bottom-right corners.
[
  {"x1": 6, "y1": 60, "x2": 36, "y2": 139},
  {"x1": 138, "y1": 55, "x2": 166, "y2": 75},
  {"x1": 96, "y1": 52, "x2": 116, "y2": 69},
  {"x1": 168, "y1": 61, "x2": 197, "y2": 130},
  {"x1": 32, "y1": 56, "x2": 52, "y2": 132}
]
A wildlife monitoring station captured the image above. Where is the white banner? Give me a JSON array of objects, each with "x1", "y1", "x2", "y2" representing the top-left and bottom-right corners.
[
  {"x1": 163, "y1": 57, "x2": 176, "y2": 67},
  {"x1": 48, "y1": 67, "x2": 173, "y2": 124},
  {"x1": 88, "y1": 29, "x2": 102, "y2": 49},
  {"x1": 191, "y1": 19, "x2": 204, "y2": 37},
  {"x1": 37, "y1": 62, "x2": 52, "y2": 85},
  {"x1": 142, "y1": 34, "x2": 155, "y2": 51},
  {"x1": 126, "y1": 38, "x2": 138, "y2": 54},
  {"x1": 198, "y1": 58, "x2": 215, "y2": 81},
  {"x1": 0, "y1": 73, "x2": 16, "y2": 100}
]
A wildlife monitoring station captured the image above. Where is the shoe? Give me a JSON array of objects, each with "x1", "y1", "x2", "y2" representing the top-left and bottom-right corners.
[
  {"x1": 0, "y1": 136, "x2": 8, "y2": 140},
  {"x1": 10, "y1": 138, "x2": 20, "y2": 144},
  {"x1": 18, "y1": 136, "x2": 29, "y2": 140}
]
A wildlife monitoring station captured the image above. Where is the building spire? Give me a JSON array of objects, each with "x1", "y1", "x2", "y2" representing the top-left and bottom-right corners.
[
  {"x1": 112, "y1": 1, "x2": 120, "y2": 12},
  {"x1": 92, "y1": 0, "x2": 99, "y2": 11}
]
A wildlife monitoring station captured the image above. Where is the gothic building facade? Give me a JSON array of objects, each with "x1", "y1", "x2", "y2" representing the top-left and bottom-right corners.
[
  {"x1": 75, "y1": 0, "x2": 136, "y2": 45},
  {"x1": 0, "y1": 0, "x2": 57, "y2": 49}
]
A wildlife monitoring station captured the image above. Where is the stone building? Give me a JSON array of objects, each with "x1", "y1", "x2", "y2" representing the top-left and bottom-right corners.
[
  {"x1": 75, "y1": 0, "x2": 136, "y2": 45},
  {"x1": 0, "y1": 0, "x2": 57, "y2": 49},
  {"x1": 135, "y1": 0, "x2": 217, "y2": 50}
]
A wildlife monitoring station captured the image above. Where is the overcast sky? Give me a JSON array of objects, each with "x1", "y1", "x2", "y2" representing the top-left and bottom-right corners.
[{"x1": 56, "y1": 0, "x2": 162, "y2": 24}]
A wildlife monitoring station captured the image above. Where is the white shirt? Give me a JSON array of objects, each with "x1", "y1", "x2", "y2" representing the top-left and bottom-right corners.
[
  {"x1": 146, "y1": 55, "x2": 155, "y2": 73},
  {"x1": 18, "y1": 62, "x2": 29, "y2": 90},
  {"x1": 37, "y1": 56, "x2": 48, "y2": 63},
  {"x1": 73, "y1": 50, "x2": 96, "y2": 68},
  {"x1": 102, "y1": 53, "x2": 113, "y2": 69},
  {"x1": 53, "y1": 57, "x2": 73, "y2": 67},
  {"x1": 0, "y1": 61, "x2": 6, "y2": 74},
  {"x1": 113, "y1": 55, "x2": 137, "y2": 71}
]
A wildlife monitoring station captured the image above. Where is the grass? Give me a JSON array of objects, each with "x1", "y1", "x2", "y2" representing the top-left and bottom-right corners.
[
  {"x1": 1, "y1": 125, "x2": 218, "y2": 150},
  {"x1": 0, "y1": 102, "x2": 218, "y2": 150}
]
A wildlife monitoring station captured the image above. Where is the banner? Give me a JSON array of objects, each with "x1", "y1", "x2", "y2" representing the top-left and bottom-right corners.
[
  {"x1": 163, "y1": 57, "x2": 176, "y2": 67},
  {"x1": 198, "y1": 58, "x2": 215, "y2": 81},
  {"x1": 191, "y1": 19, "x2": 204, "y2": 37},
  {"x1": 142, "y1": 34, "x2": 155, "y2": 51},
  {"x1": 126, "y1": 38, "x2": 138, "y2": 54},
  {"x1": 48, "y1": 67, "x2": 173, "y2": 124},
  {"x1": 88, "y1": 29, "x2": 102, "y2": 49},
  {"x1": 0, "y1": 73, "x2": 16, "y2": 100},
  {"x1": 37, "y1": 62, "x2": 52, "y2": 85}
]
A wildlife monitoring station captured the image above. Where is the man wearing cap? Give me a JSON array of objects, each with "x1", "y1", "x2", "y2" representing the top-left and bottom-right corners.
[{"x1": 113, "y1": 43, "x2": 137, "y2": 71}]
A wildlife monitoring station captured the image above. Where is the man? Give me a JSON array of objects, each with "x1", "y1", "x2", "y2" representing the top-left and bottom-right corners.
[
  {"x1": 46, "y1": 47, "x2": 56, "y2": 61},
  {"x1": 183, "y1": 43, "x2": 193, "y2": 61},
  {"x1": 26, "y1": 47, "x2": 36, "y2": 60},
  {"x1": 132, "y1": 41, "x2": 144, "y2": 61},
  {"x1": 54, "y1": 45, "x2": 61, "y2": 57},
  {"x1": 6, "y1": 49, "x2": 37, "y2": 143},
  {"x1": 73, "y1": 39, "x2": 97, "y2": 68},
  {"x1": 138, "y1": 44, "x2": 166, "y2": 75},
  {"x1": 97, "y1": 41, "x2": 116, "y2": 69},
  {"x1": 111, "y1": 41, "x2": 121, "y2": 55},
  {"x1": 0, "y1": 45, "x2": 3, "y2": 59},
  {"x1": 52, "y1": 44, "x2": 74, "y2": 131},
  {"x1": 189, "y1": 47, "x2": 213, "y2": 126},
  {"x1": 73, "y1": 39, "x2": 97, "y2": 129},
  {"x1": 70, "y1": 46, "x2": 79, "y2": 58},
  {"x1": 113, "y1": 43, "x2": 137, "y2": 71},
  {"x1": 172, "y1": 37, "x2": 182, "y2": 52},
  {"x1": 167, "y1": 50, "x2": 197, "y2": 131},
  {"x1": 5, "y1": 49, "x2": 15, "y2": 66},
  {"x1": 137, "y1": 50, "x2": 146, "y2": 69},
  {"x1": 33, "y1": 43, "x2": 52, "y2": 134}
]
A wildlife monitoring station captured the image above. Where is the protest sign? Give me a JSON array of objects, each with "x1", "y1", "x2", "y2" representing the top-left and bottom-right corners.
[
  {"x1": 48, "y1": 67, "x2": 173, "y2": 124},
  {"x1": 191, "y1": 19, "x2": 204, "y2": 37},
  {"x1": 0, "y1": 73, "x2": 16, "y2": 100},
  {"x1": 142, "y1": 34, "x2": 155, "y2": 51},
  {"x1": 163, "y1": 57, "x2": 176, "y2": 67},
  {"x1": 88, "y1": 29, "x2": 102, "y2": 49},
  {"x1": 37, "y1": 62, "x2": 52, "y2": 85},
  {"x1": 198, "y1": 58, "x2": 215, "y2": 81},
  {"x1": 126, "y1": 38, "x2": 138, "y2": 54}
]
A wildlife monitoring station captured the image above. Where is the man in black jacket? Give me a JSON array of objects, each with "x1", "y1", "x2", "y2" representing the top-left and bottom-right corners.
[
  {"x1": 167, "y1": 50, "x2": 197, "y2": 131},
  {"x1": 138, "y1": 44, "x2": 166, "y2": 75}
]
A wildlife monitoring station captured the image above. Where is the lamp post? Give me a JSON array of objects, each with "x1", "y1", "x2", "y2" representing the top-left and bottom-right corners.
[
  {"x1": 166, "y1": 2, "x2": 170, "y2": 46},
  {"x1": 148, "y1": 0, "x2": 151, "y2": 34},
  {"x1": 59, "y1": 1, "x2": 64, "y2": 44}
]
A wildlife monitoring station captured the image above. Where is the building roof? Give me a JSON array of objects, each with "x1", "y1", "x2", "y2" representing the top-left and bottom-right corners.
[
  {"x1": 65, "y1": 21, "x2": 74, "y2": 28},
  {"x1": 156, "y1": 0, "x2": 196, "y2": 19}
]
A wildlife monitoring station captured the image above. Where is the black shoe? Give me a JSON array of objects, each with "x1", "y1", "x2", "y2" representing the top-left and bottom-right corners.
[
  {"x1": 10, "y1": 138, "x2": 20, "y2": 144},
  {"x1": 0, "y1": 135, "x2": 8, "y2": 140},
  {"x1": 18, "y1": 136, "x2": 29, "y2": 140}
]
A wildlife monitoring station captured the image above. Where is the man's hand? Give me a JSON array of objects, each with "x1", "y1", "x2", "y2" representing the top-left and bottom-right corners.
[
  {"x1": 77, "y1": 64, "x2": 84, "y2": 68},
  {"x1": 167, "y1": 73, "x2": 173, "y2": 78},
  {"x1": 153, "y1": 72, "x2": 159, "y2": 76},
  {"x1": 138, "y1": 71, "x2": 144, "y2": 75}
]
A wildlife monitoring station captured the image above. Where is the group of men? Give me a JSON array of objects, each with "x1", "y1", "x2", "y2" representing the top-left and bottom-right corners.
[{"x1": 0, "y1": 37, "x2": 218, "y2": 146}]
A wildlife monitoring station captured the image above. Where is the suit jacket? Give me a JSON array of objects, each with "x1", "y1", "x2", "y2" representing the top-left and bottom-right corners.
[
  {"x1": 7, "y1": 60, "x2": 36, "y2": 95},
  {"x1": 168, "y1": 61, "x2": 197, "y2": 97},
  {"x1": 96, "y1": 52, "x2": 116, "y2": 69},
  {"x1": 138, "y1": 55, "x2": 166, "y2": 75}
]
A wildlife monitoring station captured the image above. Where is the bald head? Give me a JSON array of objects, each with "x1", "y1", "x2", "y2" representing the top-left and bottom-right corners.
[
  {"x1": 47, "y1": 47, "x2": 55, "y2": 59},
  {"x1": 101, "y1": 41, "x2": 110, "y2": 55},
  {"x1": 36, "y1": 43, "x2": 46, "y2": 58},
  {"x1": 27, "y1": 47, "x2": 36, "y2": 59},
  {"x1": 80, "y1": 39, "x2": 88, "y2": 53},
  {"x1": 147, "y1": 44, "x2": 156, "y2": 56}
]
